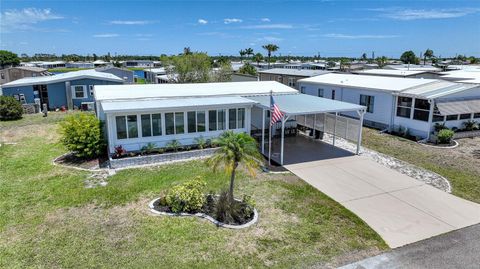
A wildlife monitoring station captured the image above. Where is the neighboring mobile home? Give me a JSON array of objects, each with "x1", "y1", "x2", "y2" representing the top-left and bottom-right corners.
[
  {"x1": 258, "y1": 68, "x2": 329, "y2": 90},
  {"x1": 1, "y1": 69, "x2": 124, "y2": 110},
  {"x1": 353, "y1": 69, "x2": 440, "y2": 79},
  {"x1": 0, "y1": 66, "x2": 51, "y2": 85},
  {"x1": 298, "y1": 73, "x2": 480, "y2": 139},
  {"x1": 96, "y1": 66, "x2": 135, "y2": 83}
]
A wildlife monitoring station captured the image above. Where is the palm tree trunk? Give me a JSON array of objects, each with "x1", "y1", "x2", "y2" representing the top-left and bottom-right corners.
[{"x1": 229, "y1": 162, "x2": 238, "y2": 203}]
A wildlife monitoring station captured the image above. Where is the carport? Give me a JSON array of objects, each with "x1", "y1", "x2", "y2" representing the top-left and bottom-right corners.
[{"x1": 247, "y1": 94, "x2": 366, "y2": 165}]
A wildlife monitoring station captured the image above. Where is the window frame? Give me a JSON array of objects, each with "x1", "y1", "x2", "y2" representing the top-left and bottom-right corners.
[
  {"x1": 72, "y1": 85, "x2": 87, "y2": 99},
  {"x1": 359, "y1": 94, "x2": 375, "y2": 113},
  {"x1": 317, "y1": 88, "x2": 324, "y2": 97},
  {"x1": 412, "y1": 98, "x2": 430, "y2": 122},
  {"x1": 396, "y1": 96, "x2": 413, "y2": 118}
]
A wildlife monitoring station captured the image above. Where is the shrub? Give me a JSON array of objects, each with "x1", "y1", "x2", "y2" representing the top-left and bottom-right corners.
[
  {"x1": 0, "y1": 96, "x2": 23, "y2": 121},
  {"x1": 463, "y1": 120, "x2": 478, "y2": 131},
  {"x1": 165, "y1": 177, "x2": 206, "y2": 213},
  {"x1": 141, "y1": 142, "x2": 156, "y2": 154},
  {"x1": 213, "y1": 190, "x2": 255, "y2": 224},
  {"x1": 194, "y1": 136, "x2": 207, "y2": 149},
  {"x1": 166, "y1": 139, "x2": 182, "y2": 152},
  {"x1": 114, "y1": 145, "x2": 127, "y2": 158},
  {"x1": 434, "y1": 122, "x2": 448, "y2": 132},
  {"x1": 59, "y1": 113, "x2": 105, "y2": 158},
  {"x1": 437, "y1": 129, "x2": 455, "y2": 144}
]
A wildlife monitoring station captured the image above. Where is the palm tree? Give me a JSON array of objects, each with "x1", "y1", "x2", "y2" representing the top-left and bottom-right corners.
[
  {"x1": 183, "y1": 47, "x2": 192, "y2": 55},
  {"x1": 423, "y1": 49, "x2": 434, "y2": 65},
  {"x1": 262, "y1": 44, "x2": 279, "y2": 69},
  {"x1": 253, "y1": 53, "x2": 263, "y2": 67},
  {"x1": 245, "y1": 48, "x2": 254, "y2": 59},
  {"x1": 239, "y1": 49, "x2": 246, "y2": 62},
  {"x1": 206, "y1": 131, "x2": 263, "y2": 203}
]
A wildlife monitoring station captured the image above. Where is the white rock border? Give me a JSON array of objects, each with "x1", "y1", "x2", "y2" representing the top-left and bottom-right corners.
[
  {"x1": 148, "y1": 197, "x2": 258, "y2": 229},
  {"x1": 417, "y1": 139, "x2": 459, "y2": 149}
]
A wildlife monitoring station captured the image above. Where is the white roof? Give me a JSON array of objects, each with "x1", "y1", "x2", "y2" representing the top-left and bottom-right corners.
[
  {"x1": 355, "y1": 69, "x2": 431, "y2": 77},
  {"x1": 2, "y1": 69, "x2": 124, "y2": 87},
  {"x1": 298, "y1": 73, "x2": 477, "y2": 99},
  {"x1": 258, "y1": 68, "x2": 329, "y2": 77},
  {"x1": 95, "y1": 81, "x2": 298, "y2": 101},
  {"x1": 101, "y1": 96, "x2": 255, "y2": 113},
  {"x1": 440, "y1": 70, "x2": 480, "y2": 84},
  {"x1": 145, "y1": 68, "x2": 166, "y2": 74},
  {"x1": 385, "y1": 64, "x2": 441, "y2": 72},
  {"x1": 299, "y1": 73, "x2": 434, "y2": 92}
]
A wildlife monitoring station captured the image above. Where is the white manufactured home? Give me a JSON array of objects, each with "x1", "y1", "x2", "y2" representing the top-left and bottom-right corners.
[
  {"x1": 94, "y1": 81, "x2": 366, "y2": 165},
  {"x1": 298, "y1": 73, "x2": 480, "y2": 139}
]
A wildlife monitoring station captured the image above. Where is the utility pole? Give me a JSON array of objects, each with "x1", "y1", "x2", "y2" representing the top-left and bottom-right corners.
[{"x1": 371, "y1": 51, "x2": 375, "y2": 60}]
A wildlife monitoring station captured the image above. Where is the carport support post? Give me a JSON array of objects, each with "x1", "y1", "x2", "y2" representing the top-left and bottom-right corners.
[
  {"x1": 261, "y1": 109, "x2": 265, "y2": 154},
  {"x1": 333, "y1": 112, "x2": 338, "y2": 147},
  {"x1": 313, "y1": 114, "x2": 316, "y2": 138},
  {"x1": 356, "y1": 110, "x2": 365, "y2": 155},
  {"x1": 280, "y1": 115, "x2": 289, "y2": 166}
]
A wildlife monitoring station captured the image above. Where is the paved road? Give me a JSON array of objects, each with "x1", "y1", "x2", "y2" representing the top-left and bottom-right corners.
[
  {"x1": 280, "y1": 136, "x2": 480, "y2": 248},
  {"x1": 339, "y1": 224, "x2": 480, "y2": 269}
]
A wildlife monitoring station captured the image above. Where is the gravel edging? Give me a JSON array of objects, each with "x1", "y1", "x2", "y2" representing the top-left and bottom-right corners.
[
  {"x1": 320, "y1": 133, "x2": 452, "y2": 193},
  {"x1": 148, "y1": 198, "x2": 258, "y2": 229}
]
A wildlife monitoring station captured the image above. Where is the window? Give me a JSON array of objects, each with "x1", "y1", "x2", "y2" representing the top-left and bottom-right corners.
[
  {"x1": 331, "y1": 90, "x2": 336, "y2": 100},
  {"x1": 175, "y1": 112, "x2": 184, "y2": 134},
  {"x1": 460, "y1": 113, "x2": 471, "y2": 120},
  {"x1": 446, "y1": 115, "x2": 458, "y2": 121},
  {"x1": 288, "y1": 78, "x2": 296, "y2": 87},
  {"x1": 127, "y1": 115, "x2": 138, "y2": 138},
  {"x1": 141, "y1": 114, "x2": 152, "y2": 137},
  {"x1": 218, "y1": 109, "x2": 226, "y2": 130},
  {"x1": 89, "y1": 85, "x2": 94, "y2": 96},
  {"x1": 237, "y1": 108, "x2": 245, "y2": 129},
  {"x1": 187, "y1": 111, "x2": 196, "y2": 133},
  {"x1": 413, "y1": 99, "x2": 430, "y2": 122},
  {"x1": 197, "y1": 111, "x2": 206, "y2": 132},
  {"x1": 229, "y1": 108, "x2": 237, "y2": 129},
  {"x1": 209, "y1": 110, "x2": 217, "y2": 131},
  {"x1": 396, "y1": 96, "x2": 412, "y2": 118},
  {"x1": 432, "y1": 115, "x2": 444, "y2": 122},
  {"x1": 72, "y1": 85, "x2": 86, "y2": 99},
  {"x1": 300, "y1": 86, "x2": 305, "y2": 94},
  {"x1": 116, "y1": 116, "x2": 127, "y2": 139},
  {"x1": 474, "y1": 113, "x2": 480, "y2": 119},
  {"x1": 165, "y1": 113, "x2": 175, "y2": 135},
  {"x1": 152, "y1": 114, "x2": 162, "y2": 136},
  {"x1": 360, "y1": 95, "x2": 375, "y2": 113},
  {"x1": 1, "y1": 73, "x2": 4, "y2": 79},
  {"x1": 317, "y1": 88, "x2": 324, "y2": 97}
]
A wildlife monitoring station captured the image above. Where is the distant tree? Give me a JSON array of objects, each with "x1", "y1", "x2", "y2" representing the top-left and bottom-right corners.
[
  {"x1": 400, "y1": 50, "x2": 418, "y2": 64},
  {"x1": 105, "y1": 52, "x2": 111, "y2": 62},
  {"x1": 376, "y1": 56, "x2": 388, "y2": 68},
  {"x1": 0, "y1": 50, "x2": 20, "y2": 68},
  {"x1": 93, "y1": 53, "x2": 98, "y2": 61},
  {"x1": 238, "y1": 63, "x2": 257, "y2": 76},
  {"x1": 183, "y1": 47, "x2": 192, "y2": 55},
  {"x1": 327, "y1": 61, "x2": 336, "y2": 68},
  {"x1": 113, "y1": 61, "x2": 122, "y2": 68},
  {"x1": 262, "y1": 44, "x2": 279, "y2": 68},
  {"x1": 162, "y1": 52, "x2": 211, "y2": 83},
  {"x1": 361, "y1": 53, "x2": 367, "y2": 61},
  {"x1": 211, "y1": 59, "x2": 233, "y2": 82},
  {"x1": 468, "y1": 56, "x2": 479, "y2": 64},
  {"x1": 245, "y1": 48, "x2": 254, "y2": 58},
  {"x1": 253, "y1": 53, "x2": 263, "y2": 66},
  {"x1": 239, "y1": 49, "x2": 246, "y2": 62},
  {"x1": 423, "y1": 49, "x2": 434, "y2": 65},
  {"x1": 339, "y1": 58, "x2": 351, "y2": 72}
]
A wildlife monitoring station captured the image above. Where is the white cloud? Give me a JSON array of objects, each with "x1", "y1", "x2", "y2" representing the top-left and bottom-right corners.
[
  {"x1": 322, "y1": 33, "x2": 399, "y2": 39},
  {"x1": 109, "y1": 20, "x2": 153, "y2": 25},
  {"x1": 371, "y1": 8, "x2": 480, "y2": 20},
  {"x1": 256, "y1": 36, "x2": 283, "y2": 42},
  {"x1": 224, "y1": 18, "x2": 243, "y2": 24},
  {"x1": 261, "y1": 18, "x2": 271, "y2": 22},
  {"x1": 93, "y1": 33, "x2": 119, "y2": 38},
  {"x1": 242, "y1": 24, "x2": 293, "y2": 29},
  {"x1": 198, "y1": 19, "x2": 208, "y2": 25},
  {"x1": 0, "y1": 8, "x2": 63, "y2": 32}
]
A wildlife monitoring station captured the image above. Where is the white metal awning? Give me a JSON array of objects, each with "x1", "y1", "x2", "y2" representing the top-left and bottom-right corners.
[{"x1": 436, "y1": 99, "x2": 480, "y2": 115}]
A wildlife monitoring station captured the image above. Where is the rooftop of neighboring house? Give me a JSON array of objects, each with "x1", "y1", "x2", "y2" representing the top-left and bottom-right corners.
[
  {"x1": 2, "y1": 66, "x2": 48, "y2": 73},
  {"x1": 298, "y1": 73, "x2": 478, "y2": 99},
  {"x1": 440, "y1": 69, "x2": 480, "y2": 84},
  {"x1": 95, "y1": 81, "x2": 298, "y2": 101},
  {"x1": 384, "y1": 64, "x2": 442, "y2": 72},
  {"x1": 1, "y1": 69, "x2": 124, "y2": 87},
  {"x1": 354, "y1": 69, "x2": 434, "y2": 77},
  {"x1": 258, "y1": 68, "x2": 330, "y2": 77}
]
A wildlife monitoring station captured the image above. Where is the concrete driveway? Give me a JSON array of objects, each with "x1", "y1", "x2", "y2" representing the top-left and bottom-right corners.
[{"x1": 279, "y1": 137, "x2": 480, "y2": 248}]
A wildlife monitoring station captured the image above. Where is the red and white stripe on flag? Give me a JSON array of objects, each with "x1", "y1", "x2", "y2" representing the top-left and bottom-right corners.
[{"x1": 270, "y1": 95, "x2": 284, "y2": 126}]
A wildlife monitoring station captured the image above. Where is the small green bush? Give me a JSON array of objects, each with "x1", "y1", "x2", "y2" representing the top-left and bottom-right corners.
[
  {"x1": 141, "y1": 142, "x2": 156, "y2": 154},
  {"x1": 166, "y1": 139, "x2": 182, "y2": 152},
  {"x1": 463, "y1": 120, "x2": 478, "y2": 131},
  {"x1": 437, "y1": 129, "x2": 454, "y2": 144},
  {"x1": 165, "y1": 177, "x2": 206, "y2": 213},
  {"x1": 59, "y1": 113, "x2": 105, "y2": 158},
  {"x1": 0, "y1": 96, "x2": 23, "y2": 121}
]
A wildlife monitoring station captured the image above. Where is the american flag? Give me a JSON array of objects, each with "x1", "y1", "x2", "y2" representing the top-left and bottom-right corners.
[{"x1": 270, "y1": 95, "x2": 284, "y2": 126}]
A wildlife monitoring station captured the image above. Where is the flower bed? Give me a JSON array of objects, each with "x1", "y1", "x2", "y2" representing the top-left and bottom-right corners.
[{"x1": 149, "y1": 196, "x2": 258, "y2": 229}]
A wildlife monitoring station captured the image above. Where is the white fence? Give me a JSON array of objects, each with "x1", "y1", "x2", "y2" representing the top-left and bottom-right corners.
[{"x1": 296, "y1": 113, "x2": 361, "y2": 143}]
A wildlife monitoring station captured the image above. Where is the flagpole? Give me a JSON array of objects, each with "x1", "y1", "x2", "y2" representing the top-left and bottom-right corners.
[{"x1": 268, "y1": 90, "x2": 272, "y2": 166}]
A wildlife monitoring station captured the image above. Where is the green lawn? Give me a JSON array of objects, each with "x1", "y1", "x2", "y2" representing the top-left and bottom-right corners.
[
  {"x1": 0, "y1": 114, "x2": 386, "y2": 268},
  {"x1": 362, "y1": 128, "x2": 480, "y2": 203}
]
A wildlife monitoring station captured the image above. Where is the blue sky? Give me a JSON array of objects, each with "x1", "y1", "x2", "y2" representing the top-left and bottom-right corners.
[{"x1": 1, "y1": 0, "x2": 479, "y2": 58}]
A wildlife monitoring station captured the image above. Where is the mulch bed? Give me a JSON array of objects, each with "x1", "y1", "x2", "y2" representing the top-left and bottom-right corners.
[{"x1": 55, "y1": 152, "x2": 109, "y2": 170}]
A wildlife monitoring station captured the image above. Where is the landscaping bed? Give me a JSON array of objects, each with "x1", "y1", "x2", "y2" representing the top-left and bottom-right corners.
[{"x1": 54, "y1": 152, "x2": 109, "y2": 170}]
